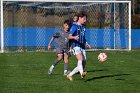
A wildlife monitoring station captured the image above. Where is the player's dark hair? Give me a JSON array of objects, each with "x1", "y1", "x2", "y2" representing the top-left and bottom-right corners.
[
  {"x1": 74, "y1": 14, "x2": 78, "y2": 17},
  {"x1": 78, "y1": 11, "x2": 87, "y2": 18},
  {"x1": 73, "y1": 14, "x2": 78, "y2": 22},
  {"x1": 64, "y1": 19, "x2": 72, "y2": 27},
  {"x1": 74, "y1": 14, "x2": 78, "y2": 19}
]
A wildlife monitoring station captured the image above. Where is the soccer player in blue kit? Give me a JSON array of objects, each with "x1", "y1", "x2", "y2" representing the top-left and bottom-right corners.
[{"x1": 67, "y1": 11, "x2": 91, "y2": 81}]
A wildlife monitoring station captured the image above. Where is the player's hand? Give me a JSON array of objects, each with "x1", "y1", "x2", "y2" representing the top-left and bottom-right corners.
[
  {"x1": 48, "y1": 45, "x2": 51, "y2": 51},
  {"x1": 86, "y1": 43, "x2": 91, "y2": 48},
  {"x1": 74, "y1": 35, "x2": 79, "y2": 40},
  {"x1": 68, "y1": 49, "x2": 72, "y2": 53},
  {"x1": 68, "y1": 49, "x2": 72, "y2": 57},
  {"x1": 69, "y1": 49, "x2": 72, "y2": 54}
]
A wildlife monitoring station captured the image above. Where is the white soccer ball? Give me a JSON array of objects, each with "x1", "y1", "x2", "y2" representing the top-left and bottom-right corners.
[{"x1": 98, "y1": 53, "x2": 108, "y2": 63}]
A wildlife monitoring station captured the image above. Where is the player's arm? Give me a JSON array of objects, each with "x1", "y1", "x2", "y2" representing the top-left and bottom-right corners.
[
  {"x1": 84, "y1": 35, "x2": 91, "y2": 49},
  {"x1": 67, "y1": 41, "x2": 73, "y2": 56},
  {"x1": 48, "y1": 37, "x2": 55, "y2": 51},
  {"x1": 68, "y1": 40, "x2": 73, "y2": 53},
  {"x1": 68, "y1": 25, "x2": 79, "y2": 40},
  {"x1": 69, "y1": 44, "x2": 72, "y2": 52},
  {"x1": 68, "y1": 45, "x2": 73, "y2": 57},
  {"x1": 48, "y1": 31, "x2": 60, "y2": 51},
  {"x1": 69, "y1": 34, "x2": 79, "y2": 40},
  {"x1": 86, "y1": 42, "x2": 91, "y2": 49}
]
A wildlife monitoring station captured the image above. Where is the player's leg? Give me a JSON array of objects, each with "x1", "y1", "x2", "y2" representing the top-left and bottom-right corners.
[
  {"x1": 67, "y1": 47, "x2": 85, "y2": 80},
  {"x1": 48, "y1": 53, "x2": 63, "y2": 75},
  {"x1": 67, "y1": 54, "x2": 83, "y2": 80},
  {"x1": 63, "y1": 53, "x2": 69, "y2": 75},
  {"x1": 82, "y1": 49, "x2": 87, "y2": 70},
  {"x1": 63, "y1": 49, "x2": 72, "y2": 75},
  {"x1": 48, "y1": 48, "x2": 63, "y2": 75},
  {"x1": 76, "y1": 53, "x2": 84, "y2": 77},
  {"x1": 80, "y1": 49, "x2": 87, "y2": 78},
  {"x1": 54, "y1": 53, "x2": 63, "y2": 66}
]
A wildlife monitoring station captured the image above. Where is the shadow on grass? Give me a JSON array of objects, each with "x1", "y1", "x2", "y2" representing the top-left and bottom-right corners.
[
  {"x1": 87, "y1": 69, "x2": 108, "y2": 73},
  {"x1": 47, "y1": 73, "x2": 61, "y2": 76},
  {"x1": 85, "y1": 74, "x2": 130, "y2": 82}
]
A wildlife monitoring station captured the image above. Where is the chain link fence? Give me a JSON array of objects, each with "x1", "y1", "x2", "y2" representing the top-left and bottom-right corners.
[{"x1": 1, "y1": 1, "x2": 130, "y2": 52}]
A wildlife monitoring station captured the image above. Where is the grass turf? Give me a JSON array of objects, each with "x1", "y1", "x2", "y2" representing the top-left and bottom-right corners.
[{"x1": 0, "y1": 50, "x2": 140, "y2": 93}]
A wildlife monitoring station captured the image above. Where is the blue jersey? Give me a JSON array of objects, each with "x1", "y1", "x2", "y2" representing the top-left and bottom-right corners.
[{"x1": 69, "y1": 23, "x2": 86, "y2": 49}]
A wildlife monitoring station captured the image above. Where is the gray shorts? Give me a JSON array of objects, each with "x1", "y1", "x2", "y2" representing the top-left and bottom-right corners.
[{"x1": 56, "y1": 48, "x2": 69, "y2": 56}]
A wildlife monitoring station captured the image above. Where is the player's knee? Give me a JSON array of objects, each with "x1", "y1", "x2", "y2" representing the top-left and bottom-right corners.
[
  {"x1": 76, "y1": 54, "x2": 83, "y2": 60},
  {"x1": 64, "y1": 59, "x2": 68, "y2": 63},
  {"x1": 57, "y1": 55, "x2": 63, "y2": 61}
]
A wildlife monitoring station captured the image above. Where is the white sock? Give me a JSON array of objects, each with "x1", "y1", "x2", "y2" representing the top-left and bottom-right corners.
[
  {"x1": 64, "y1": 70, "x2": 67, "y2": 73},
  {"x1": 78, "y1": 60, "x2": 83, "y2": 75},
  {"x1": 69, "y1": 67, "x2": 79, "y2": 76}
]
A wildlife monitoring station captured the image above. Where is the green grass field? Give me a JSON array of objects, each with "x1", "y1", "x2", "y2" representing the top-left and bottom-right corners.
[{"x1": 0, "y1": 50, "x2": 140, "y2": 93}]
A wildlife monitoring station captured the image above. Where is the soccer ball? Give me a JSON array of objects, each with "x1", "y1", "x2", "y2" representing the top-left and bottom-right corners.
[{"x1": 98, "y1": 53, "x2": 107, "y2": 63}]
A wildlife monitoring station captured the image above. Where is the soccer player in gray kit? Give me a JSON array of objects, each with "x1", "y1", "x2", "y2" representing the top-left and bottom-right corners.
[{"x1": 48, "y1": 19, "x2": 72, "y2": 75}]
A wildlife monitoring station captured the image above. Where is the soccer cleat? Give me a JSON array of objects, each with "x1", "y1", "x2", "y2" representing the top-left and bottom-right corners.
[
  {"x1": 67, "y1": 75, "x2": 73, "y2": 81},
  {"x1": 48, "y1": 65, "x2": 54, "y2": 75},
  {"x1": 81, "y1": 71, "x2": 87, "y2": 79}
]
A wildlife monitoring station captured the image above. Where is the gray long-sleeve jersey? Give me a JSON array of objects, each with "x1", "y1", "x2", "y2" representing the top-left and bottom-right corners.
[{"x1": 53, "y1": 30, "x2": 69, "y2": 49}]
